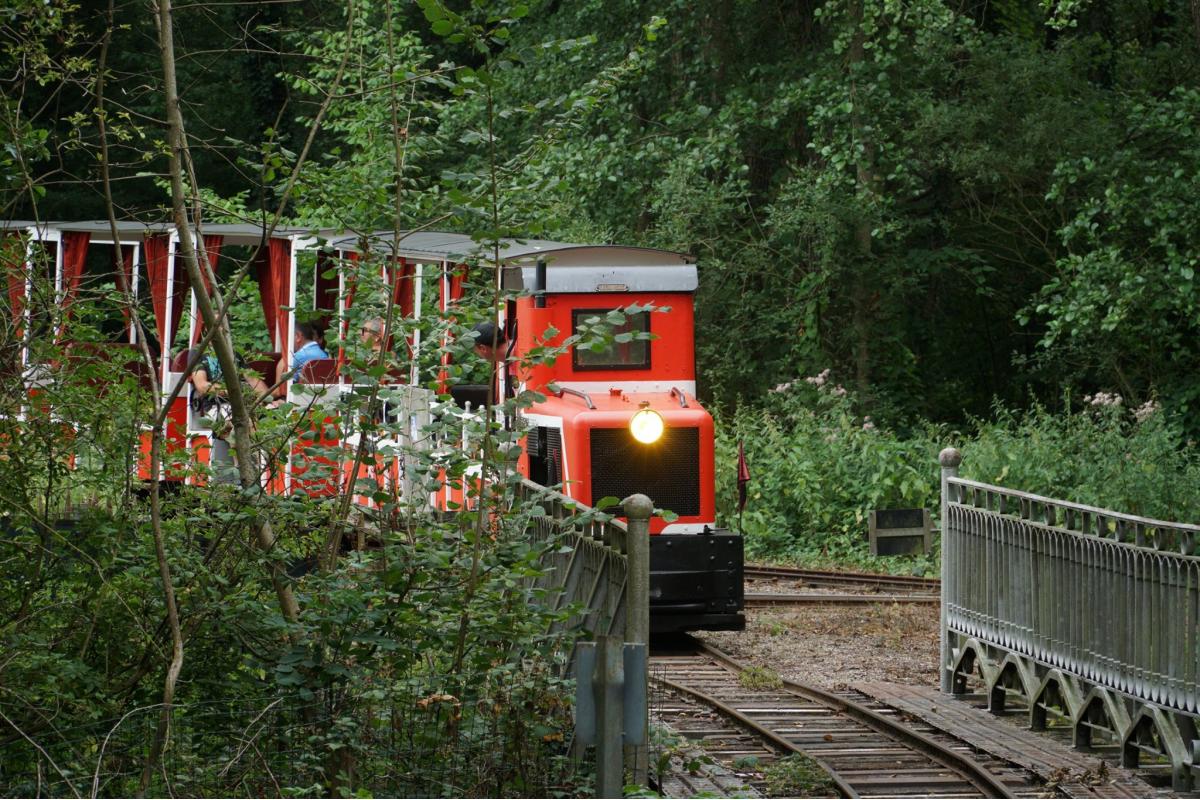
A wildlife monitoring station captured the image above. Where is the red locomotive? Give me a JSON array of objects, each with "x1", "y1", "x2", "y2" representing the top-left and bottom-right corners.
[{"x1": 343, "y1": 231, "x2": 745, "y2": 632}]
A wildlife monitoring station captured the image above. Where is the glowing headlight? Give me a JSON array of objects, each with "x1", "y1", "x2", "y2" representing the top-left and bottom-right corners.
[{"x1": 630, "y1": 407, "x2": 665, "y2": 444}]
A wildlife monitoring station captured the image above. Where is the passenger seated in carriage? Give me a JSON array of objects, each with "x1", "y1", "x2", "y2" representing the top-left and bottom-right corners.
[
  {"x1": 274, "y1": 321, "x2": 329, "y2": 390},
  {"x1": 191, "y1": 351, "x2": 271, "y2": 429},
  {"x1": 190, "y1": 350, "x2": 271, "y2": 480},
  {"x1": 360, "y1": 317, "x2": 385, "y2": 356}
]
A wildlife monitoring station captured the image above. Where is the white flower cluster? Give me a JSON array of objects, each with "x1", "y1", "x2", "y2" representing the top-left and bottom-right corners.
[
  {"x1": 806, "y1": 369, "x2": 848, "y2": 397},
  {"x1": 770, "y1": 368, "x2": 848, "y2": 398},
  {"x1": 1133, "y1": 399, "x2": 1160, "y2": 423},
  {"x1": 862, "y1": 416, "x2": 876, "y2": 432},
  {"x1": 805, "y1": 368, "x2": 832, "y2": 388},
  {"x1": 1083, "y1": 392, "x2": 1122, "y2": 408}
]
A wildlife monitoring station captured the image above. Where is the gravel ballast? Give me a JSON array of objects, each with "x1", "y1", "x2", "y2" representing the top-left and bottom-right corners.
[{"x1": 697, "y1": 602, "x2": 941, "y2": 689}]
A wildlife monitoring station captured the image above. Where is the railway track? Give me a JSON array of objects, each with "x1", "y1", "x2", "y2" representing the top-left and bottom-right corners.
[
  {"x1": 744, "y1": 591, "x2": 938, "y2": 607},
  {"x1": 745, "y1": 564, "x2": 941, "y2": 594},
  {"x1": 652, "y1": 636, "x2": 1044, "y2": 798}
]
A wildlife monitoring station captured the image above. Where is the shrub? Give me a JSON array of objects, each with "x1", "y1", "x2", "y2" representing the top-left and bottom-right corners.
[
  {"x1": 716, "y1": 378, "x2": 1200, "y2": 571},
  {"x1": 714, "y1": 374, "x2": 942, "y2": 571}
]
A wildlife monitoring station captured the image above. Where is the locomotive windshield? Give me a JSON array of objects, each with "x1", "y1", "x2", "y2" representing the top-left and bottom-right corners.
[{"x1": 571, "y1": 308, "x2": 650, "y2": 370}]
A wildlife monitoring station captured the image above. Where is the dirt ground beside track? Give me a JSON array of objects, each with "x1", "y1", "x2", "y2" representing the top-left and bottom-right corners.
[{"x1": 696, "y1": 602, "x2": 941, "y2": 689}]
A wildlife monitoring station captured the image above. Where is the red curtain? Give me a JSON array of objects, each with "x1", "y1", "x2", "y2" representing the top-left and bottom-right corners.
[
  {"x1": 255, "y1": 237, "x2": 291, "y2": 351},
  {"x1": 390, "y1": 257, "x2": 415, "y2": 352},
  {"x1": 143, "y1": 235, "x2": 169, "y2": 347},
  {"x1": 143, "y1": 234, "x2": 189, "y2": 351},
  {"x1": 391, "y1": 258, "x2": 415, "y2": 319},
  {"x1": 315, "y1": 250, "x2": 338, "y2": 314},
  {"x1": 58, "y1": 232, "x2": 91, "y2": 328},
  {"x1": 191, "y1": 235, "x2": 223, "y2": 344},
  {"x1": 447, "y1": 263, "x2": 466, "y2": 306}
]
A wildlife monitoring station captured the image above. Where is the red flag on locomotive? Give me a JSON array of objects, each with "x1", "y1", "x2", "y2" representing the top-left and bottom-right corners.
[{"x1": 737, "y1": 441, "x2": 751, "y2": 512}]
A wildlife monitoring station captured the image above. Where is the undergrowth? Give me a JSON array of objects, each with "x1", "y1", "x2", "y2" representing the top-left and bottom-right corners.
[
  {"x1": 716, "y1": 376, "x2": 1200, "y2": 572},
  {"x1": 763, "y1": 753, "x2": 838, "y2": 797}
]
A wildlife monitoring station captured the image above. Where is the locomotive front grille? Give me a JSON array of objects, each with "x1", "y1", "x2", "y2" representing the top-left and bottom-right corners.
[{"x1": 589, "y1": 427, "x2": 700, "y2": 517}]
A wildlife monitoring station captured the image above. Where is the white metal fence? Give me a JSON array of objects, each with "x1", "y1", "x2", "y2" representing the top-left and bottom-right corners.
[{"x1": 939, "y1": 448, "x2": 1200, "y2": 790}]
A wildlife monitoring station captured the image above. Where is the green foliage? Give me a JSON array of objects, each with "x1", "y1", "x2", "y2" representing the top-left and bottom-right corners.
[
  {"x1": 737, "y1": 665, "x2": 783, "y2": 691},
  {"x1": 1031, "y1": 88, "x2": 1200, "y2": 427},
  {"x1": 716, "y1": 373, "x2": 941, "y2": 570},
  {"x1": 432, "y1": 0, "x2": 1200, "y2": 427},
  {"x1": 962, "y1": 398, "x2": 1200, "y2": 521},
  {"x1": 763, "y1": 753, "x2": 838, "y2": 797},
  {"x1": 7, "y1": 0, "x2": 1200, "y2": 791},
  {"x1": 0, "y1": 1, "x2": 633, "y2": 794},
  {"x1": 718, "y1": 379, "x2": 1200, "y2": 568}
]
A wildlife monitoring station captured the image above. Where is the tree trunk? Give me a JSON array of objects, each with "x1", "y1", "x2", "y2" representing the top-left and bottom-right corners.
[
  {"x1": 848, "y1": 0, "x2": 875, "y2": 403},
  {"x1": 152, "y1": 0, "x2": 300, "y2": 624}
]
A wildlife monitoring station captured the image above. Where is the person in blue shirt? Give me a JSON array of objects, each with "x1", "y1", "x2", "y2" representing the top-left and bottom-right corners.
[{"x1": 275, "y1": 321, "x2": 329, "y2": 386}]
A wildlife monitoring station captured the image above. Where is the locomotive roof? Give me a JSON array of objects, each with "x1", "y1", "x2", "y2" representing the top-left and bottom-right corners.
[
  {"x1": 331, "y1": 231, "x2": 698, "y2": 293},
  {"x1": 328, "y1": 230, "x2": 700, "y2": 292}
]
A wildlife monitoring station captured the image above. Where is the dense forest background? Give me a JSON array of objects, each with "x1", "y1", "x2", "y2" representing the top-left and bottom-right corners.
[
  {"x1": 2, "y1": 3, "x2": 1200, "y2": 794},
  {"x1": 9, "y1": 0, "x2": 1200, "y2": 427}
]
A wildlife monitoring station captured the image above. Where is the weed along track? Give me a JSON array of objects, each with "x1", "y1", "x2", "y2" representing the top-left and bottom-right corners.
[{"x1": 651, "y1": 637, "x2": 1046, "y2": 798}]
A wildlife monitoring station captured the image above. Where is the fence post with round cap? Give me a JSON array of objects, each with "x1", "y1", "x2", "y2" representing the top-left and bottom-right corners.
[{"x1": 939, "y1": 447, "x2": 962, "y2": 693}]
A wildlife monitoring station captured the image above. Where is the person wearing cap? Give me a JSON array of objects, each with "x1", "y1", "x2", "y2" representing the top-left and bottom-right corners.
[
  {"x1": 471, "y1": 321, "x2": 507, "y2": 364},
  {"x1": 468, "y1": 320, "x2": 521, "y2": 406}
]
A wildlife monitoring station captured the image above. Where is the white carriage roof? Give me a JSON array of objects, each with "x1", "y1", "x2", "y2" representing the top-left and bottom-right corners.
[
  {"x1": 329, "y1": 230, "x2": 693, "y2": 266},
  {"x1": 0, "y1": 220, "x2": 331, "y2": 246}
]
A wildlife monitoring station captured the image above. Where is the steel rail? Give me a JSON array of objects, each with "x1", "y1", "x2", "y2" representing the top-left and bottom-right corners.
[
  {"x1": 655, "y1": 675, "x2": 858, "y2": 798},
  {"x1": 744, "y1": 591, "x2": 938, "y2": 606},
  {"x1": 745, "y1": 565, "x2": 941, "y2": 592},
  {"x1": 696, "y1": 640, "x2": 1016, "y2": 799}
]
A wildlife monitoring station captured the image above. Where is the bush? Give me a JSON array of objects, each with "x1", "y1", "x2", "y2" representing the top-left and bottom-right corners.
[
  {"x1": 714, "y1": 373, "x2": 942, "y2": 572},
  {"x1": 716, "y1": 378, "x2": 1200, "y2": 571},
  {"x1": 961, "y1": 396, "x2": 1200, "y2": 522}
]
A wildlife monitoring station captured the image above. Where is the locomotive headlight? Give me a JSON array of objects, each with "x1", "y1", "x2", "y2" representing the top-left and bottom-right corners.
[{"x1": 630, "y1": 406, "x2": 664, "y2": 444}]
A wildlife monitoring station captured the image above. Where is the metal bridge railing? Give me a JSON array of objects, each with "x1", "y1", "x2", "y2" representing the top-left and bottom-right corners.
[
  {"x1": 515, "y1": 478, "x2": 651, "y2": 798},
  {"x1": 938, "y1": 448, "x2": 1200, "y2": 790},
  {"x1": 518, "y1": 478, "x2": 631, "y2": 638}
]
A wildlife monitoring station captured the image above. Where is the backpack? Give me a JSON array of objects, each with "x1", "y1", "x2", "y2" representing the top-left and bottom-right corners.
[{"x1": 189, "y1": 354, "x2": 232, "y2": 416}]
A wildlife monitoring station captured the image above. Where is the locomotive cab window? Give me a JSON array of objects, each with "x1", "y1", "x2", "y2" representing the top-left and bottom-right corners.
[{"x1": 572, "y1": 308, "x2": 650, "y2": 370}]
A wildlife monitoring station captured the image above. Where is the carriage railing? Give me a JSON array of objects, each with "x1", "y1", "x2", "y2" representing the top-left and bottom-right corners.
[
  {"x1": 939, "y1": 449, "x2": 1200, "y2": 789},
  {"x1": 515, "y1": 478, "x2": 652, "y2": 795}
]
